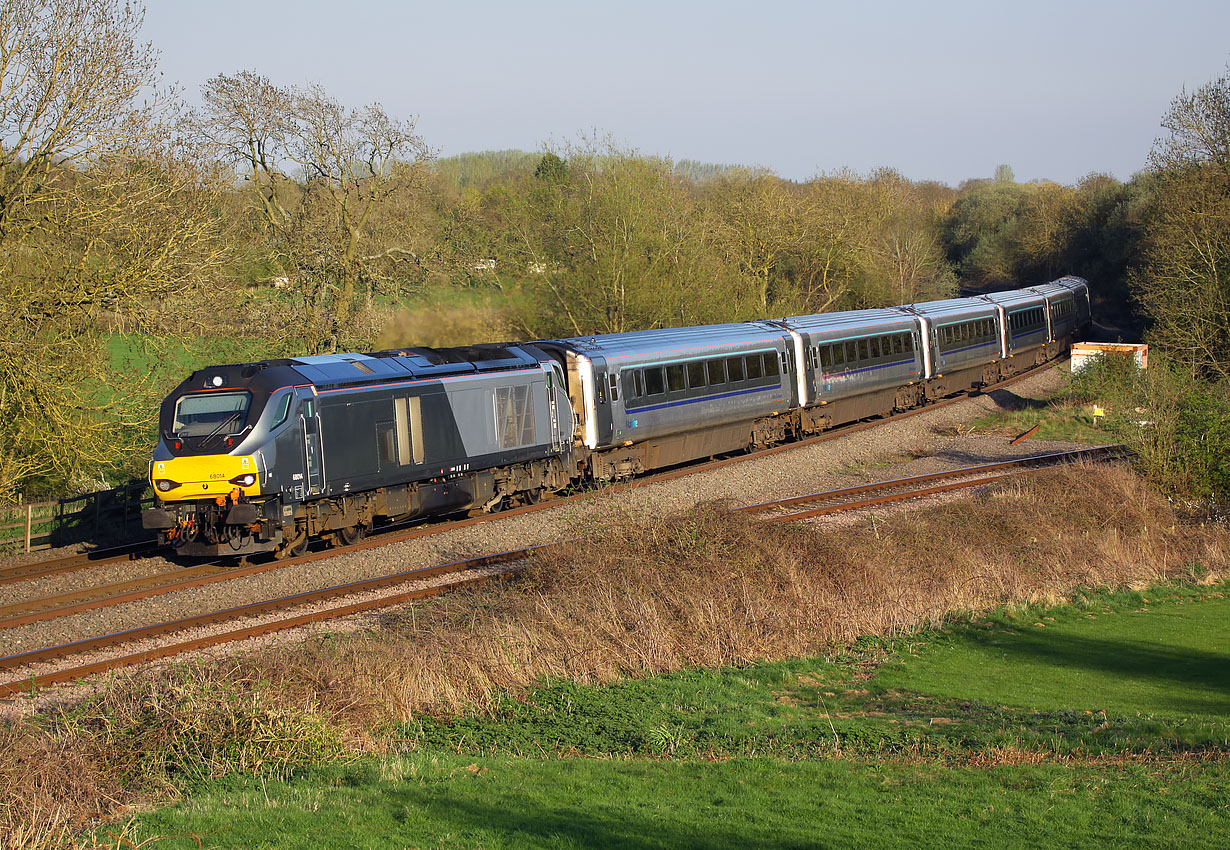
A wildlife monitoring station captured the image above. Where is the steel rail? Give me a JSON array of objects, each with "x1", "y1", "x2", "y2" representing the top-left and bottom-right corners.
[
  {"x1": 0, "y1": 547, "x2": 551, "y2": 696},
  {"x1": 0, "y1": 542, "x2": 159, "y2": 587},
  {"x1": 735, "y1": 445, "x2": 1128, "y2": 515}
]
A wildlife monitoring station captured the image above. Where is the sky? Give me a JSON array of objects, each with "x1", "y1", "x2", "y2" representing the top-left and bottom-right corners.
[{"x1": 142, "y1": 0, "x2": 1230, "y2": 186}]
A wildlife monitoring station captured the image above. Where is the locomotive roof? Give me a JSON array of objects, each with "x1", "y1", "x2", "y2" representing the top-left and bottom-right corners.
[{"x1": 176, "y1": 344, "x2": 544, "y2": 396}]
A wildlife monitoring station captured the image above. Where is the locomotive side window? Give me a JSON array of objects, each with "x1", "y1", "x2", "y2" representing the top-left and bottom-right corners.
[
  {"x1": 270, "y1": 392, "x2": 293, "y2": 428},
  {"x1": 644, "y1": 367, "x2": 665, "y2": 395},
  {"x1": 623, "y1": 371, "x2": 638, "y2": 401},
  {"x1": 708, "y1": 360, "x2": 726, "y2": 385},
  {"x1": 688, "y1": 361, "x2": 706, "y2": 389},
  {"x1": 376, "y1": 421, "x2": 396, "y2": 466}
]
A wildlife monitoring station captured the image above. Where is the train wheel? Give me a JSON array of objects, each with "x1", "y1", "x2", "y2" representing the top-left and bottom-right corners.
[
  {"x1": 521, "y1": 488, "x2": 542, "y2": 506},
  {"x1": 276, "y1": 529, "x2": 309, "y2": 559},
  {"x1": 339, "y1": 524, "x2": 366, "y2": 546}
]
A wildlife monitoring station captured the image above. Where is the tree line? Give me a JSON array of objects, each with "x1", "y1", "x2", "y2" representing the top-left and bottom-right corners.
[{"x1": 1, "y1": 0, "x2": 1227, "y2": 500}]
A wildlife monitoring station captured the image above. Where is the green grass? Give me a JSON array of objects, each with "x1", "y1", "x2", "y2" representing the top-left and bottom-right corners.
[
  {"x1": 967, "y1": 397, "x2": 1110, "y2": 444},
  {"x1": 114, "y1": 581, "x2": 1230, "y2": 848},
  {"x1": 130, "y1": 755, "x2": 1228, "y2": 850}
]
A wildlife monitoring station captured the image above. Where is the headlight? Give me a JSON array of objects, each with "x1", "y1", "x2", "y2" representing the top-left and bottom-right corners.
[
  {"x1": 229, "y1": 473, "x2": 257, "y2": 487},
  {"x1": 155, "y1": 479, "x2": 181, "y2": 492}
]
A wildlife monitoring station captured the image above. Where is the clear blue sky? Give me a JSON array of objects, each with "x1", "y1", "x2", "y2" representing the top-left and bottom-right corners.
[{"x1": 143, "y1": 0, "x2": 1229, "y2": 186}]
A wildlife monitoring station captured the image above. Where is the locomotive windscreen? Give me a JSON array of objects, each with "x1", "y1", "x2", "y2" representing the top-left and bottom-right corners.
[{"x1": 172, "y1": 391, "x2": 251, "y2": 437}]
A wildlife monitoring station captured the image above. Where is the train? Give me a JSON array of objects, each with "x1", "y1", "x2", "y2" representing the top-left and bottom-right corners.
[{"x1": 141, "y1": 277, "x2": 1091, "y2": 557}]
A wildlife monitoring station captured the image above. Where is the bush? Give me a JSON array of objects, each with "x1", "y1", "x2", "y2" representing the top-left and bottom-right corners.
[{"x1": 1069, "y1": 355, "x2": 1230, "y2": 503}]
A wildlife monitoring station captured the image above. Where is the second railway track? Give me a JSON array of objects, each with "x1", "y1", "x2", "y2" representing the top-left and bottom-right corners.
[{"x1": 0, "y1": 443, "x2": 1129, "y2": 698}]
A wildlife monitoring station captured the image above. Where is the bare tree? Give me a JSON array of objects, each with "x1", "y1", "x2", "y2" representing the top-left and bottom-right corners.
[
  {"x1": 200, "y1": 73, "x2": 433, "y2": 352},
  {"x1": 0, "y1": 0, "x2": 158, "y2": 240}
]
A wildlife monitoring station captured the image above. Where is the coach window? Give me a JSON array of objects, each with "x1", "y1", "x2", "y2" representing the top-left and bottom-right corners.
[
  {"x1": 644, "y1": 367, "x2": 665, "y2": 396},
  {"x1": 666, "y1": 364, "x2": 686, "y2": 393},
  {"x1": 746, "y1": 354, "x2": 763, "y2": 380},
  {"x1": 708, "y1": 360, "x2": 726, "y2": 385},
  {"x1": 819, "y1": 346, "x2": 832, "y2": 369},
  {"x1": 855, "y1": 339, "x2": 867, "y2": 361},
  {"x1": 763, "y1": 352, "x2": 779, "y2": 377},
  {"x1": 726, "y1": 356, "x2": 745, "y2": 382},
  {"x1": 869, "y1": 338, "x2": 880, "y2": 359},
  {"x1": 845, "y1": 341, "x2": 857, "y2": 363},
  {"x1": 687, "y1": 361, "x2": 706, "y2": 389},
  {"x1": 831, "y1": 344, "x2": 845, "y2": 367}
]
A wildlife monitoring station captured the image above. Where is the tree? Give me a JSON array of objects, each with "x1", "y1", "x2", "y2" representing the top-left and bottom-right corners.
[
  {"x1": 199, "y1": 72, "x2": 434, "y2": 353},
  {"x1": 0, "y1": 0, "x2": 158, "y2": 240},
  {"x1": 0, "y1": 0, "x2": 231, "y2": 500},
  {"x1": 1134, "y1": 65, "x2": 1230, "y2": 379}
]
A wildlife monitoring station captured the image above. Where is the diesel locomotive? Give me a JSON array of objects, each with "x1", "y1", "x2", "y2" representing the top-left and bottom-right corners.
[{"x1": 143, "y1": 277, "x2": 1090, "y2": 557}]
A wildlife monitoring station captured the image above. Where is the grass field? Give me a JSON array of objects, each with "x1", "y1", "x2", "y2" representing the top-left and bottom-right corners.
[{"x1": 120, "y1": 581, "x2": 1230, "y2": 849}]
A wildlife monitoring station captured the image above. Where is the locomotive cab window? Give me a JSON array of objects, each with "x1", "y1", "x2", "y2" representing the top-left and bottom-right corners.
[{"x1": 172, "y1": 391, "x2": 251, "y2": 437}]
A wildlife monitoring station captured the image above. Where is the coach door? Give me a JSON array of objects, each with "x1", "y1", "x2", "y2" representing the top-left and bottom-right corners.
[{"x1": 296, "y1": 387, "x2": 325, "y2": 496}]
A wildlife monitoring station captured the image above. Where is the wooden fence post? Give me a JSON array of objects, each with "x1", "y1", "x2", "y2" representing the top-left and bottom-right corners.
[{"x1": 25, "y1": 504, "x2": 32, "y2": 553}]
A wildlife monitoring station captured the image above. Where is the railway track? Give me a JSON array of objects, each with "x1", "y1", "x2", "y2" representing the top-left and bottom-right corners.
[
  {"x1": 0, "y1": 358, "x2": 1068, "y2": 631},
  {"x1": 0, "y1": 441, "x2": 1127, "y2": 698}
]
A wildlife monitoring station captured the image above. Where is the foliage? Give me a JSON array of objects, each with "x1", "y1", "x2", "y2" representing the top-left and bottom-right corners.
[
  {"x1": 0, "y1": 0, "x2": 234, "y2": 501},
  {"x1": 1069, "y1": 354, "x2": 1230, "y2": 503}
]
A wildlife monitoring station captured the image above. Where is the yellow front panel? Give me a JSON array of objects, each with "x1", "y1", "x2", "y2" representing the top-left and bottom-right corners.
[{"x1": 152, "y1": 454, "x2": 262, "y2": 501}]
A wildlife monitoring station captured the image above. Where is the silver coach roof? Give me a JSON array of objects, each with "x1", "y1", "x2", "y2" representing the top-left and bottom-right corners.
[
  {"x1": 900, "y1": 297, "x2": 998, "y2": 321},
  {"x1": 777, "y1": 308, "x2": 917, "y2": 334},
  {"x1": 979, "y1": 290, "x2": 1048, "y2": 309},
  {"x1": 541, "y1": 321, "x2": 788, "y2": 363}
]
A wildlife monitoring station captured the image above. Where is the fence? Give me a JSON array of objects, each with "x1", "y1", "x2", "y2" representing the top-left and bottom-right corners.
[{"x1": 0, "y1": 481, "x2": 156, "y2": 554}]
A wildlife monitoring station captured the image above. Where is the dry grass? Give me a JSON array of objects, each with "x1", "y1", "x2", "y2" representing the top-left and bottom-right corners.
[
  {"x1": 1, "y1": 463, "x2": 1226, "y2": 846},
  {"x1": 249, "y1": 463, "x2": 1222, "y2": 725}
]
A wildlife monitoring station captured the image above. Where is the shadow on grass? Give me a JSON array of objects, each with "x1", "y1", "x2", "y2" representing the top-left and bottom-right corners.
[
  {"x1": 965, "y1": 629, "x2": 1230, "y2": 715},
  {"x1": 383, "y1": 788, "x2": 820, "y2": 850}
]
